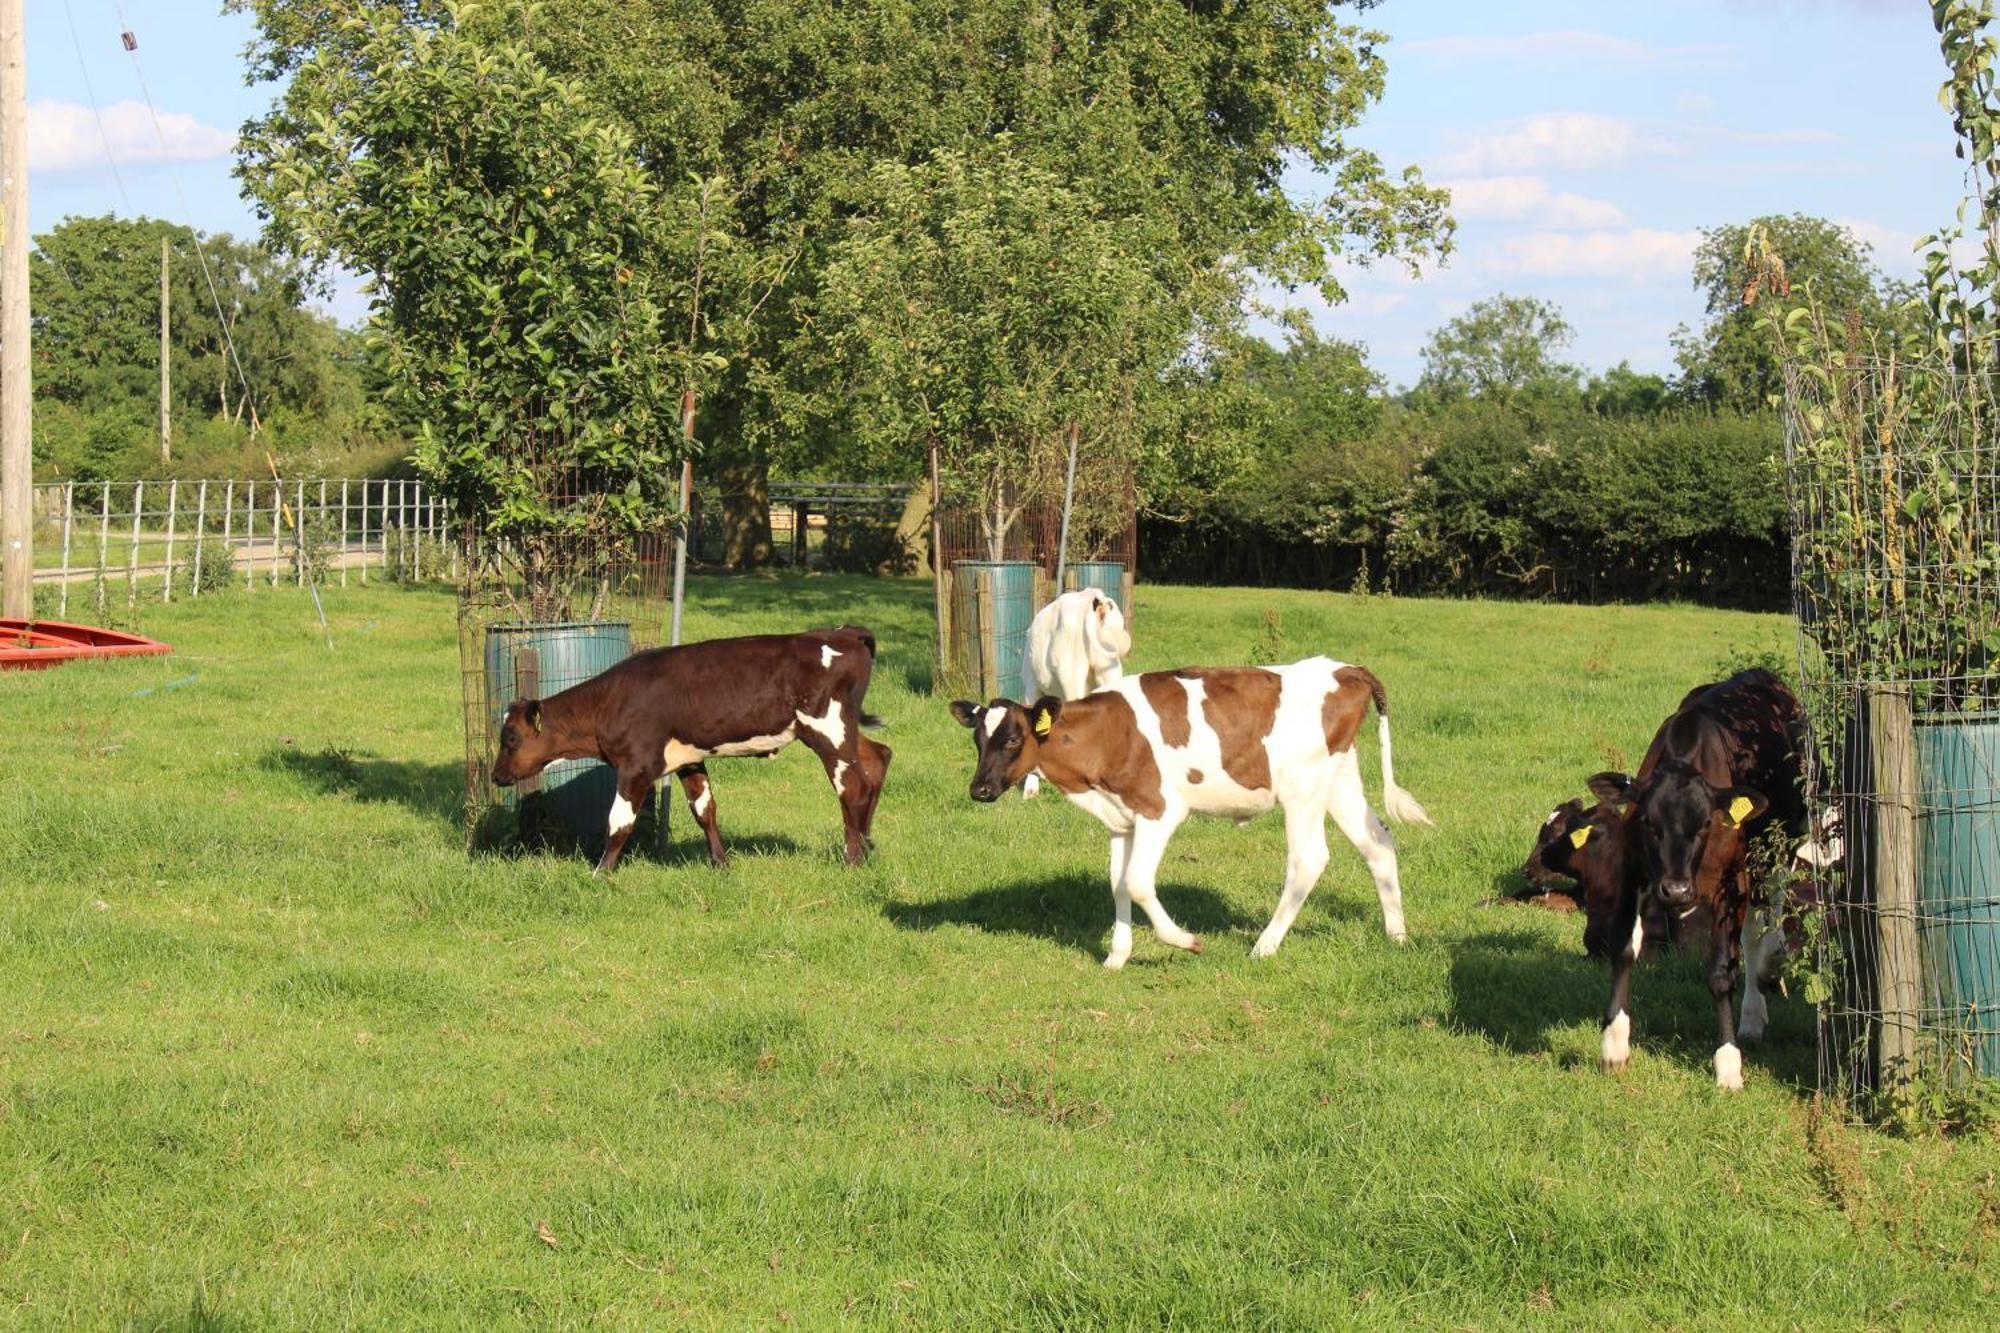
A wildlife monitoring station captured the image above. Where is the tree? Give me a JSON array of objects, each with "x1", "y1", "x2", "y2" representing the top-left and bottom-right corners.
[
  {"x1": 807, "y1": 143, "x2": 1166, "y2": 558},
  {"x1": 237, "y1": 6, "x2": 704, "y2": 618},
  {"x1": 1416, "y1": 294, "x2": 1577, "y2": 403},
  {"x1": 1672, "y1": 214, "x2": 1886, "y2": 412},
  {"x1": 231, "y1": 0, "x2": 1453, "y2": 565},
  {"x1": 1585, "y1": 361, "x2": 1671, "y2": 417},
  {"x1": 29, "y1": 214, "x2": 345, "y2": 426}
]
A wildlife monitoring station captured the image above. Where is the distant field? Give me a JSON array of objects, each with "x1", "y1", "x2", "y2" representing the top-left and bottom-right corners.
[{"x1": 2, "y1": 576, "x2": 1994, "y2": 1328}]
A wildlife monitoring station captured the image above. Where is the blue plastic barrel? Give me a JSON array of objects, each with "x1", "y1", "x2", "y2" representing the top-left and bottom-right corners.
[
  {"x1": 1916, "y1": 718, "x2": 2000, "y2": 1076},
  {"x1": 483, "y1": 622, "x2": 633, "y2": 840},
  {"x1": 1062, "y1": 560, "x2": 1126, "y2": 612},
  {"x1": 952, "y1": 560, "x2": 1036, "y2": 701}
]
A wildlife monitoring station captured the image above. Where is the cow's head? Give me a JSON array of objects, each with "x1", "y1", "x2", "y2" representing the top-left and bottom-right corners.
[
  {"x1": 1521, "y1": 798, "x2": 1592, "y2": 890},
  {"x1": 1088, "y1": 594, "x2": 1133, "y2": 666},
  {"x1": 491, "y1": 698, "x2": 556, "y2": 788},
  {"x1": 950, "y1": 696, "x2": 1059, "y2": 802},
  {"x1": 1594, "y1": 765, "x2": 1768, "y2": 909}
]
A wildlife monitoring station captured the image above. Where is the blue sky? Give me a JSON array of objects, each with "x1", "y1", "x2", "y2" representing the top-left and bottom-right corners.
[{"x1": 19, "y1": 2, "x2": 1972, "y2": 387}]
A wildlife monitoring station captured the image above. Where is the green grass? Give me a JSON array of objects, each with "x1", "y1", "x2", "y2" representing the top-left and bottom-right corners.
[{"x1": 1, "y1": 576, "x2": 1994, "y2": 1328}]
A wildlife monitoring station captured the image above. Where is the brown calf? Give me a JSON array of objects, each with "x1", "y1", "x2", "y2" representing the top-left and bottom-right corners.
[{"x1": 491, "y1": 626, "x2": 891, "y2": 873}]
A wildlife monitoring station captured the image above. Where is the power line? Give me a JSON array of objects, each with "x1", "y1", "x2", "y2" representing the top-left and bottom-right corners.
[
  {"x1": 105, "y1": 3, "x2": 265, "y2": 432},
  {"x1": 58, "y1": 0, "x2": 131, "y2": 212}
]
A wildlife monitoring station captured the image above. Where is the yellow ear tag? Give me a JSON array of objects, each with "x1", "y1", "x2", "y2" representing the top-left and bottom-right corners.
[
  {"x1": 1727, "y1": 795, "x2": 1754, "y2": 827},
  {"x1": 1568, "y1": 826, "x2": 1593, "y2": 850},
  {"x1": 1033, "y1": 711, "x2": 1053, "y2": 738}
]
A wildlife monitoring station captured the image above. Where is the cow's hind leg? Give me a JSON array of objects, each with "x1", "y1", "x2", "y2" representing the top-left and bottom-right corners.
[
  {"x1": 796, "y1": 725, "x2": 871, "y2": 866},
  {"x1": 1115, "y1": 817, "x2": 1201, "y2": 961},
  {"x1": 1326, "y1": 758, "x2": 1408, "y2": 944},
  {"x1": 1736, "y1": 909, "x2": 1782, "y2": 1046},
  {"x1": 854, "y1": 736, "x2": 892, "y2": 847},
  {"x1": 597, "y1": 763, "x2": 662, "y2": 876},
  {"x1": 1251, "y1": 795, "x2": 1331, "y2": 959},
  {"x1": 677, "y1": 764, "x2": 728, "y2": 867}
]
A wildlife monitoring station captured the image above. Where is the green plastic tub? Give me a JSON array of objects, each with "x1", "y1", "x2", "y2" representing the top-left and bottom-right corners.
[
  {"x1": 484, "y1": 621, "x2": 633, "y2": 844},
  {"x1": 1916, "y1": 716, "x2": 2000, "y2": 1076},
  {"x1": 1061, "y1": 560, "x2": 1126, "y2": 612},
  {"x1": 951, "y1": 560, "x2": 1036, "y2": 702}
]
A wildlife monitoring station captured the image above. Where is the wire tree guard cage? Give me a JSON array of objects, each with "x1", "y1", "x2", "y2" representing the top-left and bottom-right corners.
[
  {"x1": 1783, "y1": 355, "x2": 2000, "y2": 1113},
  {"x1": 453, "y1": 464, "x2": 686, "y2": 850},
  {"x1": 932, "y1": 444, "x2": 1137, "y2": 699}
]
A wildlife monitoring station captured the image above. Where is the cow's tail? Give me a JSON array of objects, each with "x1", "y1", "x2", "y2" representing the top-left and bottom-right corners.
[{"x1": 1353, "y1": 667, "x2": 1434, "y2": 827}]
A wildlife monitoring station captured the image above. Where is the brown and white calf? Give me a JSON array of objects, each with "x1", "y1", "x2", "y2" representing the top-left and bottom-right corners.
[
  {"x1": 491, "y1": 626, "x2": 891, "y2": 873},
  {"x1": 952, "y1": 658, "x2": 1432, "y2": 968}
]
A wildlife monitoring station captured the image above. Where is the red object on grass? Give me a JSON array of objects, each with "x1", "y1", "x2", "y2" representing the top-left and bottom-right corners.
[{"x1": 0, "y1": 619, "x2": 173, "y2": 671}]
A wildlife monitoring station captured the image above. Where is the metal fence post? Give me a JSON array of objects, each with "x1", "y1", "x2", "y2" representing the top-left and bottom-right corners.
[{"x1": 295, "y1": 479, "x2": 306, "y2": 587}]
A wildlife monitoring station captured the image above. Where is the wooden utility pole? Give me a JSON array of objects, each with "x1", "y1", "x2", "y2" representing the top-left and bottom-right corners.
[
  {"x1": 159, "y1": 237, "x2": 170, "y2": 461},
  {"x1": 0, "y1": 0, "x2": 30, "y2": 620}
]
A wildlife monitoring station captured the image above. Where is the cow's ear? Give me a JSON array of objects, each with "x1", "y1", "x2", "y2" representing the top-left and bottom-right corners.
[
  {"x1": 949, "y1": 700, "x2": 982, "y2": 730},
  {"x1": 1586, "y1": 771, "x2": 1631, "y2": 804},
  {"x1": 1715, "y1": 785, "x2": 1769, "y2": 829},
  {"x1": 1029, "y1": 696, "x2": 1063, "y2": 739},
  {"x1": 524, "y1": 699, "x2": 542, "y2": 733}
]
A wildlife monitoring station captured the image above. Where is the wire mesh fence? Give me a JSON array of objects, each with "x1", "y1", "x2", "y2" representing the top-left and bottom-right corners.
[
  {"x1": 1783, "y1": 357, "x2": 2000, "y2": 1113},
  {"x1": 18, "y1": 478, "x2": 451, "y2": 620}
]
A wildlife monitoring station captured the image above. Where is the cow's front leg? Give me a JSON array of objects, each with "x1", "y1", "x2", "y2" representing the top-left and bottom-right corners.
[
  {"x1": 1710, "y1": 906, "x2": 1747, "y2": 1091},
  {"x1": 1736, "y1": 909, "x2": 1781, "y2": 1046},
  {"x1": 1117, "y1": 817, "x2": 1202, "y2": 960},
  {"x1": 1601, "y1": 890, "x2": 1643, "y2": 1072},
  {"x1": 1104, "y1": 831, "x2": 1135, "y2": 969},
  {"x1": 677, "y1": 764, "x2": 728, "y2": 867},
  {"x1": 596, "y1": 764, "x2": 661, "y2": 876}
]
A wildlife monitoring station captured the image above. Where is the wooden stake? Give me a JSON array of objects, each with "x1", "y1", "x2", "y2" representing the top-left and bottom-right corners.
[{"x1": 1867, "y1": 685, "x2": 1924, "y2": 1111}]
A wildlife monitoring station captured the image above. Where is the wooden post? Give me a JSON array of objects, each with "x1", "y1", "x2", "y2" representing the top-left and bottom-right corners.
[
  {"x1": 191, "y1": 480, "x2": 207, "y2": 598},
  {"x1": 413, "y1": 481, "x2": 423, "y2": 584},
  {"x1": 269, "y1": 483, "x2": 281, "y2": 587},
  {"x1": 0, "y1": 0, "x2": 32, "y2": 621},
  {"x1": 159, "y1": 236, "x2": 171, "y2": 462},
  {"x1": 359, "y1": 481, "x2": 369, "y2": 586},
  {"x1": 671, "y1": 387, "x2": 695, "y2": 646},
  {"x1": 95, "y1": 481, "x2": 110, "y2": 619},
  {"x1": 514, "y1": 648, "x2": 542, "y2": 797},
  {"x1": 928, "y1": 434, "x2": 948, "y2": 686},
  {"x1": 57, "y1": 481, "x2": 72, "y2": 618},
  {"x1": 161, "y1": 477, "x2": 178, "y2": 602},
  {"x1": 1054, "y1": 420, "x2": 1079, "y2": 598},
  {"x1": 340, "y1": 480, "x2": 349, "y2": 588},
  {"x1": 1867, "y1": 685, "x2": 1924, "y2": 1111},
  {"x1": 126, "y1": 481, "x2": 143, "y2": 614},
  {"x1": 220, "y1": 479, "x2": 234, "y2": 589},
  {"x1": 242, "y1": 472, "x2": 254, "y2": 588}
]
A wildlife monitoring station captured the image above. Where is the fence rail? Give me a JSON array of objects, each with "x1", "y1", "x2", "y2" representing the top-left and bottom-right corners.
[{"x1": 24, "y1": 478, "x2": 449, "y2": 618}]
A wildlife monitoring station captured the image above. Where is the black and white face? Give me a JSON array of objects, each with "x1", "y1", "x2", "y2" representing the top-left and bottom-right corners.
[{"x1": 949, "y1": 698, "x2": 1043, "y2": 802}]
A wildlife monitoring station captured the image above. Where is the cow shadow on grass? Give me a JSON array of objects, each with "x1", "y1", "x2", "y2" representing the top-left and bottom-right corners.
[
  {"x1": 1445, "y1": 927, "x2": 1816, "y2": 1092},
  {"x1": 264, "y1": 743, "x2": 804, "y2": 868},
  {"x1": 884, "y1": 872, "x2": 1257, "y2": 962}
]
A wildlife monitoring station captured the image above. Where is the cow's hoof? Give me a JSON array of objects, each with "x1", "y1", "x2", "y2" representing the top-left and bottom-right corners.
[
  {"x1": 1184, "y1": 935, "x2": 1204, "y2": 955},
  {"x1": 1249, "y1": 936, "x2": 1280, "y2": 960},
  {"x1": 1388, "y1": 930, "x2": 1410, "y2": 945},
  {"x1": 1102, "y1": 952, "x2": 1130, "y2": 971},
  {"x1": 1714, "y1": 1044, "x2": 1744, "y2": 1091},
  {"x1": 1601, "y1": 1055, "x2": 1629, "y2": 1074}
]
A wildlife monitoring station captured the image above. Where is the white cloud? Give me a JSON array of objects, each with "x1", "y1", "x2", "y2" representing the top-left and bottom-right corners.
[
  {"x1": 1404, "y1": 31, "x2": 1735, "y2": 69},
  {"x1": 1441, "y1": 176, "x2": 1627, "y2": 229},
  {"x1": 1485, "y1": 229, "x2": 1702, "y2": 282},
  {"x1": 1435, "y1": 114, "x2": 1683, "y2": 175},
  {"x1": 28, "y1": 99, "x2": 235, "y2": 173}
]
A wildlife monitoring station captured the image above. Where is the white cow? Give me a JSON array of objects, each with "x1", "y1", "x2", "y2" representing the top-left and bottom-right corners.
[{"x1": 1018, "y1": 589, "x2": 1133, "y2": 797}]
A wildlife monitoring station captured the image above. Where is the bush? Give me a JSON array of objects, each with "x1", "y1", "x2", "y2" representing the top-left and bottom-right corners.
[
  {"x1": 180, "y1": 539, "x2": 237, "y2": 596},
  {"x1": 821, "y1": 509, "x2": 916, "y2": 575}
]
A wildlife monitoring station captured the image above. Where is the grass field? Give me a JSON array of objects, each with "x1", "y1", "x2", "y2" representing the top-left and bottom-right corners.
[{"x1": 3, "y1": 575, "x2": 1996, "y2": 1328}]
